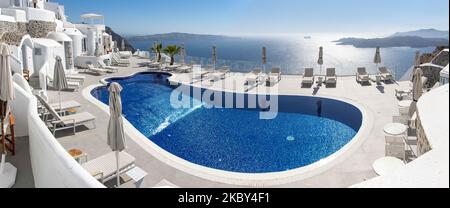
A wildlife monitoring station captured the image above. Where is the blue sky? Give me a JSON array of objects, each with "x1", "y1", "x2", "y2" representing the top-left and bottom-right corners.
[{"x1": 55, "y1": 0, "x2": 449, "y2": 36}]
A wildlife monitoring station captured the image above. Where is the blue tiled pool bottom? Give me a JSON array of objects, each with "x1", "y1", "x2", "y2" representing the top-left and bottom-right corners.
[{"x1": 92, "y1": 73, "x2": 360, "y2": 173}]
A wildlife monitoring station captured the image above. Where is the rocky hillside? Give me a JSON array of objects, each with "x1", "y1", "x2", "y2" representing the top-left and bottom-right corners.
[
  {"x1": 420, "y1": 46, "x2": 449, "y2": 65},
  {"x1": 106, "y1": 26, "x2": 136, "y2": 52},
  {"x1": 419, "y1": 46, "x2": 449, "y2": 87}
]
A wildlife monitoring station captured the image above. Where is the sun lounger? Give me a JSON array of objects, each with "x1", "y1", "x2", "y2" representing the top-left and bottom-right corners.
[
  {"x1": 64, "y1": 74, "x2": 85, "y2": 86},
  {"x1": 81, "y1": 151, "x2": 136, "y2": 184},
  {"x1": 86, "y1": 64, "x2": 109, "y2": 75},
  {"x1": 395, "y1": 77, "x2": 428, "y2": 100},
  {"x1": 111, "y1": 53, "x2": 130, "y2": 66},
  {"x1": 356, "y1": 67, "x2": 370, "y2": 84},
  {"x1": 47, "y1": 75, "x2": 81, "y2": 91},
  {"x1": 325, "y1": 68, "x2": 337, "y2": 86},
  {"x1": 117, "y1": 51, "x2": 132, "y2": 59},
  {"x1": 209, "y1": 66, "x2": 231, "y2": 81},
  {"x1": 192, "y1": 65, "x2": 209, "y2": 80},
  {"x1": 301, "y1": 68, "x2": 315, "y2": 87},
  {"x1": 245, "y1": 69, "x2": 263, "y2": 85},
  {"x1": 147, "y1": 61, "x2": 161, "y2": 69},
  {"x1": 36, "y1": 94, "x2": 81, "y2": 116},
  {"x1": 379, "y1": 67, "x2": 394, "y2": 82},
  {"x1": 97, "y1": 61, "x2": 119, "y2": 72},
  {"x1": 267, "y1": 67, "x2": 281, "y2": 84},
  {"x1": 37, "y1": 95, "x2": 96, "y2": 135},
  {"x1": 176, "y1": 65, "x2": 192, "y2": 73}
]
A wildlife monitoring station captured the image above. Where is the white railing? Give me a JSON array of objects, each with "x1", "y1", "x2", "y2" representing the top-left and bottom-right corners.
[{"x1": 12, "y1": 83, "x2": 104, "y2": 188}]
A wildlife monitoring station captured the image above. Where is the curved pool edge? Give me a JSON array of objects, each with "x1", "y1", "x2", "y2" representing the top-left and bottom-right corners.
[{"x1": 82, "y1": 72, "x2": 375, "y2": 187}]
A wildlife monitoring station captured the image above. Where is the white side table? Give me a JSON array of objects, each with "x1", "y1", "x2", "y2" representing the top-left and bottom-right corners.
[
  {"x1": 373, "y1": 156, "x2": 405, "y2": 176},
  {"x1": 384, "y1": 123, "x2": 408, "y2": 136},
  {"x1": 124, "y1": 167, "x2": 147, "y2": 188},
  {"x1": 398, "y1": 100, "x2": 413, "y2": 115},
  {"x1": 0, "y1": 163, "x2": 17, "y2": 188}
]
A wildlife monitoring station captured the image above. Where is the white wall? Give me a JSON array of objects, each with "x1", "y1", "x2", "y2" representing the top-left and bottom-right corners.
[
  {"x1": 11, "y1": 81, "x2": 104, "y2": 188},
  {"x1": 24, "y1": 7, "x2": 55, "y2": 22},
  {"x1": 33, "y1": 42, "x2": 65, "y2": 80},
  {"x1": 1, "y1": 8, "x2": 27, "y2": 22}
]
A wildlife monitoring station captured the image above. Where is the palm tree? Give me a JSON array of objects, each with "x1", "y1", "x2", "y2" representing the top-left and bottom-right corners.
[
  {"x1": 151, "y1": 42, "x2": 163, "y2": 62},
  {"x1": 163, "y1": 45, "x2": 181, "y2": 65}
]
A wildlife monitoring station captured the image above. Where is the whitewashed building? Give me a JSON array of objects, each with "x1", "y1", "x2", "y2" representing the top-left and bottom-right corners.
[{"x1": 0, "y1": 0, "x2": 114, "y2": 89}]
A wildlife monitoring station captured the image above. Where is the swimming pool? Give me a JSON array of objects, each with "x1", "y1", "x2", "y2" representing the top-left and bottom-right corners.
[{"x1": 91, "y1": 72, "x2": 363, "y2": 174}]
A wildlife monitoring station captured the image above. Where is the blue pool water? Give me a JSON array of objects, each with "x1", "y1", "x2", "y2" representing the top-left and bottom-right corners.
[{"x1": 91, "y1": 73, "x2": 363, "y2": 173}]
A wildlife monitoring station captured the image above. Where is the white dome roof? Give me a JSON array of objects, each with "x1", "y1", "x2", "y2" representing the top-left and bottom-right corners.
[{"x1": 47, "y1": 32, "x2": 73, "y2": 42}]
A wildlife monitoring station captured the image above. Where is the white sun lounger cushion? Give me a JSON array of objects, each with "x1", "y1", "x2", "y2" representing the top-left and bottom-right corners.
[
  {"x1": 50, "y1": 100, "x2": 81, "y2": 112},
  {"x1": 82, "y1": 151, "x2": 136, "y2": 182},
  {"x1": 58, "y1": 112, "x2": 96, "y2": 126}
]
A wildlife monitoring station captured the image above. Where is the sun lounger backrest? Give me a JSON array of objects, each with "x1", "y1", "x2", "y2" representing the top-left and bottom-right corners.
[
  {"x1": 253, "y1": 68, "x2": 262, "y2": 74},
  {"x1": 272, "y1": 68, "x2": 281, "y2": 73},
  {"x1": 35, "y1": 95, "x2": 63, "y2": 122},
  {"x1": 193, "y1": 65, "x2": 202, "y2": 72},
  {"x1": 379, "y1": 67, "x2": 388, "y2": 73},
  {"x1": 357, "y1": 67, "x2": 367, "y2": 75},
  {"x1": 327, "y1": 68, "x2": 336, "y2": 76},
  {"x1": 97, "y1": 60, "x2": 107, "y2": 68},
  {"x1": 304, "y1": 68, "x2": 314, "y2": 77},
  {"x1": 87, "y1": 64, "x2": 96, "y2": 70}
]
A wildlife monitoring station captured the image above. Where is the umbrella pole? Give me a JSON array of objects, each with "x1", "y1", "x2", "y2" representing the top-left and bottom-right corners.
[
  {"x1": 59, "y1": 90, "x2": 62, "y2": 114},
  {"x1": 116, "y1": 151, "x2": 120, "y2": 188}
]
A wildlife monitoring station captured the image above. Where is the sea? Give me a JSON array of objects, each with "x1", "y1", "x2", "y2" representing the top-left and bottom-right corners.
[{"x1": 130, "y1": 33, "x2": 436, "y2": 79}]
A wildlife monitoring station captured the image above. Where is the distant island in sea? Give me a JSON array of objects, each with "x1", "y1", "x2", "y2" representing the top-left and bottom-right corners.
[
  {"x1": 334, "y1": 29, "x2": 449, "y2": 48},
  {"x1": 128, "y1": 32, "x2": 235, "y2": 42}
]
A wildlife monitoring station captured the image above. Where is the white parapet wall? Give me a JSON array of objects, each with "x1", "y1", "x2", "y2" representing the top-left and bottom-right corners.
[
  {"x1": 12, "y1": 81, "x2": 104, "y2": 188},
  {"x1": 23, "y1": 7, "x2": 55, "y2": 22}
]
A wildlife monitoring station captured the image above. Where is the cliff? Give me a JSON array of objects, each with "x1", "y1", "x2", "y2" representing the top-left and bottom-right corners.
[{"x1": 106, "y1": 26, "x2": 136, "y2": 52}]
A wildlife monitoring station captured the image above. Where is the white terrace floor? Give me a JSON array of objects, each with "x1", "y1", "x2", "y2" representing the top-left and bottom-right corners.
[{"x1": 13, "y1": 56, "x2": 410, "y2": 188}]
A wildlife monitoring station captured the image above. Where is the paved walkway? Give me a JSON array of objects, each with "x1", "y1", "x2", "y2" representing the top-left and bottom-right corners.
[{"x1": 36, "y1": 56, "x2": 408, "y2": 187}]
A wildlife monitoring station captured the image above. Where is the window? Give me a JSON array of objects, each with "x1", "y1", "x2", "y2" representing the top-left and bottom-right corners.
[
  {"x1": 82, "y1": 38, "x2": 87, "y2": 52},
  {"x1": 34, "y1": 48, "x2": 42, "y2": 56}
]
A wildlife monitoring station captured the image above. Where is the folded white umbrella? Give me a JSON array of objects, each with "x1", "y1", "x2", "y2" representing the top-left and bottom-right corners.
[
  {"x1": 212, "y1": 46, "x2": 217, "y2": 72},
  {"x1": 0, "y1": 44, "x2": 15, "y2": 175},
  {"x1": 318, "y1": 46, "x2": 324, "y2": 75},
  {"x1": 413, "y1": 68, "x2": 424, "y2": 102},
  {"x1": 53, "y1": 56, "x2": 68, "y2": 112},
  {"x1": 107, "y1": 82, "x2": 126, "y2": 187}
]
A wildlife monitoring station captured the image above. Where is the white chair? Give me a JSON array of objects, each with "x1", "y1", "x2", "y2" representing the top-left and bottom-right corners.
[
  {"x1": 267, "y1": 67, "x2": 281, "y2": 85},
  {"x1": 245, "y1": 69, "x2": 263, "y2": 85},
  {"x1": 301, "y1": 68, "x2": 315, "y2": 87},
  {"x1": 379, "y1": 67, "x2": 394, "y2": 82},
  {"x1": 209, "y1": 66, "x2": 230, "y2": 81},
  {"x1": 325, "y1": 68, "x2": 337, "y2": 86},
  {"x1": 192, "y1": 65, "x2": 209, "y2": 80},
  {"x1": 356, "y1": 67, "x2": 370, "y2": 84}
]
